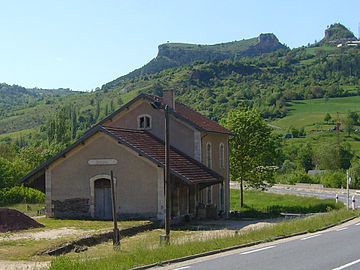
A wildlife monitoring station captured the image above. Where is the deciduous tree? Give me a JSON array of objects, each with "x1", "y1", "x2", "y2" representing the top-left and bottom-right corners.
[{"x1": 222, "y1": 108, "x2": 279, "y2": 208}]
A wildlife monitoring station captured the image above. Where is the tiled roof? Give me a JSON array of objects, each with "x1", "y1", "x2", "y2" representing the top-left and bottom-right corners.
[
  {"x1": 101, "y1": 126, "x2": 223, "y2": 185},
  {"x1": 142, "y1": 94, "x2": 230, "y2": 134}
]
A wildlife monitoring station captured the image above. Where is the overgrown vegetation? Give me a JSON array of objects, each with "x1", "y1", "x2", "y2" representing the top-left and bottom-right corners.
[{"x1": 0, "y1": 186, "x2": 44, "y2": 206}]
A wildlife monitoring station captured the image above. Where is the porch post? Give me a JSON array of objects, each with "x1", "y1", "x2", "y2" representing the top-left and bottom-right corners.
[{"x1": 186, "y1": 186, "x2": 190, "y2": 214}]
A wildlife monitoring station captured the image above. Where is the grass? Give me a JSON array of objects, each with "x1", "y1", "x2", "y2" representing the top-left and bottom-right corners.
[
  {"x1": 36, "y1": 218, "x2": 149, "y2": 231},
  {"x1": 272, "y1": 96, "x2": 360, "y2": 130},
  {"x1": 49, "y1": 209, "x2": 359, "y2": 270},
  {"x1": 230, "y1": 190, "x2": 343, "y2": 218},
  {"x1": 0, "y1": 207, "x2": 149, "y2": 261},
  {"x1": 270, "y1": 96, "x2": 360, "y2": 156}
]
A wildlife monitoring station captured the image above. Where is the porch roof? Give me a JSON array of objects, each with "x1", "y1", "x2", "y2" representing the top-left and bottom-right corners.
[{"x1": 101, "y1": 126, "x2": 223, "y2": 186}]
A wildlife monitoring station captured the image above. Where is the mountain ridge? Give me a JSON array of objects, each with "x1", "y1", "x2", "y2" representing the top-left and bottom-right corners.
[{"x1": 103, "y1": 33, "x2": 287, "y2": 90}]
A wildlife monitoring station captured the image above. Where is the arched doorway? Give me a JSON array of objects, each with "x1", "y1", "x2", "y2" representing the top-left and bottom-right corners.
[{"x1": 94, "y1": 178, "x2": 112, "y2": 219}]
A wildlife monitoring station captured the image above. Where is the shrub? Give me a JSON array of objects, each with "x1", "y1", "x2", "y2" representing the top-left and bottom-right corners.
[
  {"x1": 0, "y1": 186, "x2": 45, "y2": 206},
  {"x1": 276, "y1": 171, "x2": 316, "y2": 185},
  {"x1": 320, "y1": 171, "x2": 346, "y2": 188}
]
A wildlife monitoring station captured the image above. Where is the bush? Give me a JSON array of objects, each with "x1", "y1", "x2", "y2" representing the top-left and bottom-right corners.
[
  {"x1": 276, "y1": 171, "x2": 317, "y2": 185},
  {"x1": 320, "y1": 171, "x2": 346, "y2": 188},
  {"x1": 0, "y1": 186, "x2": 45, "y2": 206}
]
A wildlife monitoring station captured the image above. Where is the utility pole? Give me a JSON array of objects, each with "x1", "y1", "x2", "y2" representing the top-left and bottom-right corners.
[
  {"x1": 164, "y1": 105, "x2": 170, "y2": 244},
  {"x1": 110, "y1": 170, "x2": 120, "y2": 247},
  {"x1": 151, "y1": 99, "x2": 171, "y2": 244}
]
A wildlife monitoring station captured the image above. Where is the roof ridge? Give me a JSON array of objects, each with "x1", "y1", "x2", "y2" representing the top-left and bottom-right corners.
[
  {"x1": 142, "y1": 93, "x2": 230, "y2": 134},
  {"x1": 101, "y1": 126, "x2": 144, "y2": 133}
]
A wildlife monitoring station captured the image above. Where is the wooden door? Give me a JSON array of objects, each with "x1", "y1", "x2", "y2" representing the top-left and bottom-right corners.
[{"x1": 95, "y1": 179, "x2": 112, "y2": 219}]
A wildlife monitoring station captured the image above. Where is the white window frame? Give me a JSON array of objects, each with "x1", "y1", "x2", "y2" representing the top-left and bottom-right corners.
[
  {"x1": 206, "y1": 142, "x2": 212, "y2": 169},
  {"x1": 219, "y1": 143, "x2": 225, "y2": 169},
  {"x1": 137, "y1": 114, "x2": 152, "y2": 130}
]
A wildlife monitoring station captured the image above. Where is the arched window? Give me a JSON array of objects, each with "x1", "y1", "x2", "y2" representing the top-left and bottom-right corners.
[
  {"x1": 206, "y1": 142, "x2": 212, "y2": 168},
  {"x1": 219, "y1": 143, "x2": 225, "y2": 169},
  {"x1": 137, "y1": 114, "x2": 151, "y2": 130}
]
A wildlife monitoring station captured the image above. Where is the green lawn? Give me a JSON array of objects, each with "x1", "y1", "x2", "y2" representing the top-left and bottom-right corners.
[{"x1": 230, "y1": 190, "x2": 343, "y2": 218}]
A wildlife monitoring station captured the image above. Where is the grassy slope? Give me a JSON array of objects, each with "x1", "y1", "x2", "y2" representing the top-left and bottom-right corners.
[
  {"x1": 271, "y1": 96, "x2": 360, "y2": 155},
  {"x1": 273, "y1": 96, "x2": 360, "y2": 129}
]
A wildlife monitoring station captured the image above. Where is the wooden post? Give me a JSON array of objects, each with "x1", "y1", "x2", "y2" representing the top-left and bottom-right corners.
[{"x1": 110, "y1": 170, "x2": 120, "y2": 247}]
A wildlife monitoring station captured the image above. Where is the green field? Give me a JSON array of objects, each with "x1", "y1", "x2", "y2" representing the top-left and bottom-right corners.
[
  {"x1": 271, "y1": 96, "x2": 360, "y2": 155},
  {"x1": 273, "y1": 96, "x2": 360, "y2": 129}
]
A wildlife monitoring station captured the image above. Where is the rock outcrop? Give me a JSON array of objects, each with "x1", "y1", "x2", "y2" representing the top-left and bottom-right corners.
[
  {"x1": 320, "y1": 23, "x2": 358, "y2": 45},
  {"x1": 103, "y1": 34, "x2": 287, "y2": 90}
]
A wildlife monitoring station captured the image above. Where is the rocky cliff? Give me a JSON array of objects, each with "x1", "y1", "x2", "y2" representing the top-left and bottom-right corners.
[{"x1": 103, "y1": 33, "x2": 287, "y2": 90}]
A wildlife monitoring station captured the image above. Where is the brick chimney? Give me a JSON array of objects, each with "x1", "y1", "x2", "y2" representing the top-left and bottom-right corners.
[{"x1": 163, "y1": 90, "x2": 175, "y2": 110}]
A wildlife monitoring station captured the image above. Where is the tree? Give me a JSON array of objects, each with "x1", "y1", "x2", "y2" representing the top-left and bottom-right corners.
[
  {"x1": 222, "y1": 108, "x2": 278, "y2": 208},
  {"x1": 344, "y1": 111, "x2": 359, "y2": 136},
  {"x1": 314, "y1": 142, "x2": 353, "y2": 170},
  {"x1": 296, "y1": 144, "x2": 314, "y2": 172},
  {"x1": 349, "y1": 161, "x2": 360, "y2": 189},
  {"x1": 324, "y1": 113, "x2": 332, "y2": 123}
]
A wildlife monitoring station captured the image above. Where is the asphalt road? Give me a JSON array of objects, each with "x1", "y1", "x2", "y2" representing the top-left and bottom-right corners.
[
  {"x1": 153, "y1": 218, "x2": 360, "y2": 270},
  {"x1": 268, "y1": 186, "x2": 360, "y2": 209}
]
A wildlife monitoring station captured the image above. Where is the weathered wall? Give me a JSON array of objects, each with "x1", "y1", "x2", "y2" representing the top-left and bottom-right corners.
[
  {"x1": 47, "y1": 132, "x2": 159, "y2": 219},
  {"x1": 104, "y1": 100, "x2": 196, "y2": 158}
]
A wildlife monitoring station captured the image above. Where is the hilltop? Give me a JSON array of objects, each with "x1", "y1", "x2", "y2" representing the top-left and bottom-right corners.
[
  {"x1": 103, "y1": 33, "x2": 287, "y2": 90},
  {"x1": 320, "y1": 23, "x2": 358, "y2": 45}
]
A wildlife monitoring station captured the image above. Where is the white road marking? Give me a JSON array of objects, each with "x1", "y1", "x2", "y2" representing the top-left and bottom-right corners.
[
  {"x1": 336, "y1": 227, "x2": 348, "y2": 232},
  {"x1": 300, "y1": 234, "x2": 322, "y2": 241},
  {"x1": 355, "y1": 222, "x2": 360, "y2": 226},
  {"x1": 240, "y1": 245, "x2": 276, "y2": 255},
  {"x1": 173, "y1": 267, "x2": 190, "y2": 270},
  {"x1": 331, "y1": 258, "x2": 360, "y2": 270}
]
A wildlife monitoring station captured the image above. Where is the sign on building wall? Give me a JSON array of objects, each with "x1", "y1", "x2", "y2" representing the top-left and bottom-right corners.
[{"x1": 88, "y1": 159, "x2": 118, "y2": 165}]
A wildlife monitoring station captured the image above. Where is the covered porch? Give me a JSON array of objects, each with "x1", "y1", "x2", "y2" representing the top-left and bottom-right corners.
[{"x1": 169, "y1": 174, "x2": 224, "y2": 220}]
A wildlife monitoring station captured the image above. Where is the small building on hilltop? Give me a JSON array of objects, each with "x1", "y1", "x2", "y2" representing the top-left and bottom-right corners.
[{"x1": 21, "y1": 91, "x2": 230, "y2": 220}]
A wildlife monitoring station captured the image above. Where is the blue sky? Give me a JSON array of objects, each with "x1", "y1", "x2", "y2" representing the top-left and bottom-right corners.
[{"x1": 1, "y1": 0, "x2": 359, "y2": 91}]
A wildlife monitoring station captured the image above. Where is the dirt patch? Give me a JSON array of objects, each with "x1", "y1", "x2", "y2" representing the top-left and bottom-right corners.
[
  {"x1": 0, "y1": 260, "x2": 49, "y2": 270},
  {"x1": 0, "y1": 208, "x2": 44, "y2": 233},
  {"x1": 0, "y1": 227, "x2": 92, "y2": 241}
]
